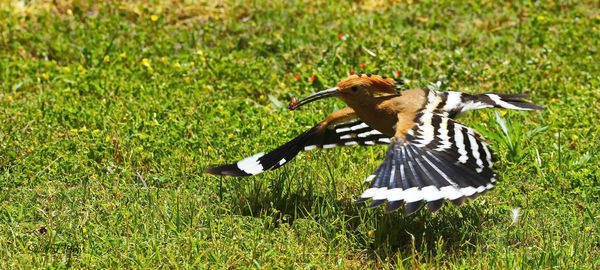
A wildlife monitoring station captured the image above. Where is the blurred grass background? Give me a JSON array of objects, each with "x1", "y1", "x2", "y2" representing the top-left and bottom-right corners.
[{"x1": 0, "y1": 0, "x2": 599, "y2": 268}]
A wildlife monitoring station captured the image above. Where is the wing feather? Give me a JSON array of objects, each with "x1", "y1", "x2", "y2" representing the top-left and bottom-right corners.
[
  {"x1": 357, "y1": 112, "x2": 497, "y2": 214},
  {"x1": 205, "y1": 108, "x2": 390, "y2": 176}
]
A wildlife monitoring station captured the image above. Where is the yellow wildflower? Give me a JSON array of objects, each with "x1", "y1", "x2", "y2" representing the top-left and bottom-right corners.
[
  {"x1": 92, "y1": 129, "x2": 101, "y2": 134},
  {"x1": 82, "y1": 227, "x2": 87, "y2": 234},
  {"x1": 184, "y1": 77, "x2": 190, "y2": 83},
  {"x1": 227, "y1": 133, "x2": 234, "y2": 139},
  {"x1": 103, "y1": 55, "x2": 110, "y2": 62},
  {"x1": 63, "y1": 66, "x2": 71, "y2": 72},
  {"x1": 585, "y1": 226, "x2": 591, "y2": 232},
  {"x1": 499, "y1": 109, "x2": 507, "y2": 117},
  {"x1": 190, "y1": 61, "x2": 195, "y2": 67},
  {"x1": 70, "y1": 128, "x2": 78, "y2": 133},
  {"x1": 480, "y1": 113, "x2": 488, "y2": 121},
  {"x1": 41, "y1": 72, "x2": 49, "y2": 80},
  {"x1": 66, "y1": 9, "x2": 73, "y2": 16},
  {"x1": 196, "y1": 49, "x2": 203, "y2": 55},
  {"x1": 79, "y1": 126, "x2": 88, "y2": 133},
  {"x1": 137, "y1": 146, "x2": 144, "y2": 151},
  {"x1": 174, "y1": 62, "x2": 181, "y2": 68},
  {"x1": 120, "y1": 52, "x2": 126, "y2": 57},
  {"x1": 571, "y1": 135, "x2": 579, "y2": 141},
  {"x1": 150, "y1": 15, "x2": 159, "y2": 22},
  {"x1": 207, "y1": 146, "x2": 213, "y2": 151},
  {"x1": 142, "y1": 58, "x2": 151, "y2": 67},
  {"x1": 105, "y1": 136, "x2": 111, "y2": 142}
]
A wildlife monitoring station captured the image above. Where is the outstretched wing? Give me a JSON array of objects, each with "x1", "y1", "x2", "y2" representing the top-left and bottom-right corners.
[
  {"x1": 356, "y1": 112, "x2": 497, "y2": 215},
  {"x1": 205, "y1": 108, "x2": 391, "y2": 176}
]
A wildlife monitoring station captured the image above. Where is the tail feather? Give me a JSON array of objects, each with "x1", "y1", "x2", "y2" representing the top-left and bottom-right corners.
[
  {"x1": 439, "y1": 91, "x2": 542, "y2": 118},
  {"x1": 474, "y1": 93, "x2": 544, "y2": 111},
  {"x1": 492, "y1": 93, "x2": 530, "y2": 100},
  {"x1": 497, "y1": 100, "x2": 544, "y2": 110}
]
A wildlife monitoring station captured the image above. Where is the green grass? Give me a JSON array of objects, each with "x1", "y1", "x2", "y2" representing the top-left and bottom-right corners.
[{"x1": 1, "y1": 0, "x2": 599, "y2": 268}]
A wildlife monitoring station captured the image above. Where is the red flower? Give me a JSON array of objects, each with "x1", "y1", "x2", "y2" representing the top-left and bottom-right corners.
[
  {"x1": 349, "y1": 69, "x2": 355, "y2": 75},
  {"x1": 321, "y1": 50, "x2": 325, "y2": 56},
  {"x1": 310, "y1": 75, "x2": 316, "y2": 82},
  {"x1": 395, "y1": 70, "x2": 402, "y2": 77},
  {"x1": 295, "y1": 74, "x2": 301, "y2": 80},
  {"x1": 305, "y1": 154, "x2": 311, "y2": 159},
  {"x1": 360, "y1": 63, "x2": 366, "y2": 68},
  {"x1": 338, "y1": 33, "x2": 344, "y2": 39}
]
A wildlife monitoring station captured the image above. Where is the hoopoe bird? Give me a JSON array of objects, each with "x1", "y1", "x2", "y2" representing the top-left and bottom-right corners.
[{"x1": 205, "y1": 74, "x2": 542, "y2": 215}]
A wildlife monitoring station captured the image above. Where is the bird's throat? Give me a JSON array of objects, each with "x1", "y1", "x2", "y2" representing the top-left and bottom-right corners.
[{"x1": 347, "y1": 98, "x2": 398, "y2": 137}]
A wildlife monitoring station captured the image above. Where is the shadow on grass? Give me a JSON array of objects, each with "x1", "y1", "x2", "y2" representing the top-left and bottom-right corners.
[
  {"x1": 365, "y1": 206, "x2": 491, "y2": 264},
  {"x1": 226, "y1": 167, "x2": 496, "y2": 263}
]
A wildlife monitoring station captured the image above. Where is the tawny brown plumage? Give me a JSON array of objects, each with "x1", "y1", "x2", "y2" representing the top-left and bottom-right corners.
[{"x1": 206, "y1": 74, "x2": 543, "y2": 214}]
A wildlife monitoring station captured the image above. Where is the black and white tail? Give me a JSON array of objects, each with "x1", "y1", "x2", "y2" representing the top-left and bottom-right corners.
[
  {"x1": 356, "y1": 113, "x2": 497, "y2": 214},
  {"x1": 204, "y1": 118, "x2": 390, "y2": 176},
  {"x1": 434, "y1": 91, "x2": 543, "y2": 118}
]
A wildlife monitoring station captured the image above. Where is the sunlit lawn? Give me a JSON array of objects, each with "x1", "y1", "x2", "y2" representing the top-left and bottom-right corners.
[{"x1": 1, "y1": 0, "x2": 599, "y2": 268}]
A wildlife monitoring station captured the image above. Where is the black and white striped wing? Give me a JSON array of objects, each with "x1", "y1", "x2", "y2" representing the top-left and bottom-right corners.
[
  {"x1": 204, "y1": 118, "x2": 390, "y2": 176},
  {"x1": 356, "y1": 112, "x2": 497, "y2": 215},
  {"x1": 306, "y1": 118, "x2": 392, "y2": 149}
]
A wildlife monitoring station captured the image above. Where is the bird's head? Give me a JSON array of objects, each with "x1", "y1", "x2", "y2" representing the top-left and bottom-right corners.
[{"x1": 289, "y1": 74, "x2": 403, "y2": 110}]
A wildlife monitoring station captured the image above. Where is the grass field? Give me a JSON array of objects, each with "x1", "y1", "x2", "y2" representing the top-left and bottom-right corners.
[{"x1": 1, "y1": 0, "x2": 599, "y2": 268}]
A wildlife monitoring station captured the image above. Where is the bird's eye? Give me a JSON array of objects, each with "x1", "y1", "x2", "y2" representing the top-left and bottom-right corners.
[{"x1": 351, "y1": 86, "x2": 358, "y2": 92}]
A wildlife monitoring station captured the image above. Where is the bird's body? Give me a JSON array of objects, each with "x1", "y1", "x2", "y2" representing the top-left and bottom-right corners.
[{"x1": 205, "y1": 74, "x2": 542, "y2": 214}]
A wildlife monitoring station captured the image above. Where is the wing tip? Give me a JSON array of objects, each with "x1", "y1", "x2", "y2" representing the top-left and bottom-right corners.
[
  {"x1": 427, "y1": 199, "x2": 445, "y2": 212},
  {"x1": 203, "y1": 164, "x2": 251, "y2": 176},
  {"x1": 405, "y1": 201, "x2": 424, "y2": 215},
  {"x1": 368, "y1": 199, "x2": 386, "y2": 208},
  {"x1": 354, "y1": 197, "x2": 370, "y2": 204},
  {"x1": 385, "y1": 200, "x2": 404, "y2": 213}
]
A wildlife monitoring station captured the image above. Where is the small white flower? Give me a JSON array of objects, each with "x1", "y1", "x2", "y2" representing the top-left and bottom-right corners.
[
  {"x1": 428, "y1": 81, "x2": 442, "y2": 89},
  {"x1": 511, "y1": 208, "x2": 520, "y2": 225}
]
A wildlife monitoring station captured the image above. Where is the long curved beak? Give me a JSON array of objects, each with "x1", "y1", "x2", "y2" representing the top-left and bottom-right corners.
[{"x1": 289, "y1": 87, "x2": 339, "y2": 110}]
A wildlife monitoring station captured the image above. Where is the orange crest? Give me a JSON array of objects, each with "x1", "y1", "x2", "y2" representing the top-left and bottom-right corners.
[{"x1": 337, "y1": 74, "x2": 402, "y2": 95}]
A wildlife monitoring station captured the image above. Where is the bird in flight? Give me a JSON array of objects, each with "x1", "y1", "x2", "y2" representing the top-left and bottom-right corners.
[{"x1": 205, "y1": 74, "x2": 542, "y2": 214}]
